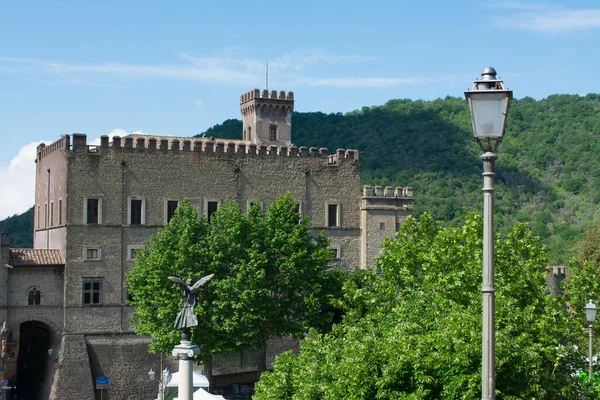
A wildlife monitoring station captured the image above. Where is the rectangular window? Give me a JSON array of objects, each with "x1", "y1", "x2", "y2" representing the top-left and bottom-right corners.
[
  {"x1": 207, "y1": 201, "x2": 219, "y2": 222},
  {"x1": 269, "y1": 125, "x2": 277, "y2": 141},
  {"x1": 86, "y1": 198, "x2": 100, "y2": 224},
  {"x1": 50, "y1": 202, "x2": 54, "y2": 226},
  {"x1": 166, "y1": 200, "x2": 179, "y2": 223},
  {"x1": 127, "y1": 245, "x2": 142, "y2": 261},
  {"x1": 328, "y1": 204, "x2": 339, "y2": 227},
  {"x1": 295, "y1": 203, "x2": 301, "y2": 214},
  {"x1": 44, "y1": 203, "x2": 48, "y2": 227},
  {"x1": 58, "y1": 199, "x2": 62, "y2": 225},
  {"x1": 37, "y1": 205, "x2": 40, "y2": 228},
  {"x1": 396, "y1": 222, "x2": 401, "y2": 232},
  {"x1": 247, "y1": 200, "x2": 263, "y2": 212},
  {"x1": 331, "y1": 248, "x2": 339, "y2": 259},
  {"x1": 130, "y1": 199, "x2": 143, "y2": 225},
  {"x1": 85, "y1": 248, "x2": 100, "y2": 261},
  {"x1": 380, "y1": 222, "x2": 385, "y2": 230},
  {"x1": 82, "y1": 279, "x2": 102, "y2": 305}
]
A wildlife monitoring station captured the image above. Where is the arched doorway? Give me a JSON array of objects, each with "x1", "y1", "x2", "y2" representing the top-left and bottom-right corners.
[{"x1": 16, "y1": 321, "x2": 51, "y2": 400}]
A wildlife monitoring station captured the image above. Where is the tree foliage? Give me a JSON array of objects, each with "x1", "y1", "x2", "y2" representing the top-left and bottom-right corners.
[
  {"x1": 0, "y1": 207, "x2": 33, "y2": 247},
  {"x1": 255, "y1": 214, "x2": 586, "y2": 399},
  {"x1": 126, "y1": 195, "x2": 343, "y2": 369}
]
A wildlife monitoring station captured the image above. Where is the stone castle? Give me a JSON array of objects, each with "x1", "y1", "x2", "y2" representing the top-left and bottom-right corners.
[{"x1": 0, "y1": 89, "x2": 413, "y2": 399}]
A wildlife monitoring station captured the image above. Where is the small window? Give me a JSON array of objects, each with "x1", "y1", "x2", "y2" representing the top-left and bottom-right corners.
[
  {"x1": 330, "y1": 248, "x2": 339, "y2": 259},
  {"x1": 166, "y1": 200, "x2": 179, "y2": 223},
  {"x1": 127, "y1": 245, "x2": 142, "y2": 261},
  {"x1": 207, "y1": 201, "x2": 219, "y2": 222},
  {"x1": 328, "y1": 247, "x2": 344, "y2": 267},
  {"x1": 380, "y1": 222, "x2": 385, "y2": 230},
  {"x1": 248, "y1": 200, "x2": 263, "y2": 212},
  {"x1": 28, "y1": 287, "x2": 41, "y2": 306},
  {"x1": 130, "y1": 199, "x2": 143, "y2": 225},
  {"x1": 86, "y1": 198, "x2": 100, "y2": 224},
  {"x1": 58, "y1": 199, "x2": 63, "y2": 225},
  {"x1": 295, "y1": 203, "x2": 301, "y2": 214},
  {"x1": 396, "y1": 222, "x2": 401, "y2": 232},
  {"x1": 85, "y1": 247, "x2": 100, "y2": 261},
  {"x1": 82, "y1": 279, "x2": 102, "y2": 305},
  {"x1": 328, "y1": 204, "x2": 339, "y2": 227},
  {"x1": 269, "y1": 125, "x2": 277, "y2": 141},
  {"x1": 37, "y1": 205, "x2": 41, "y2": 228},
  {"x1": 44, "y1": 203, "x2": 48, "y2": 227},
  {"x1": 50, "y1": 202, "x2": 54, "y2": 226}
]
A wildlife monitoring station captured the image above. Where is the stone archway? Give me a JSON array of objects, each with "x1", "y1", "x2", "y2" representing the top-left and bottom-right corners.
[{"x1": 16, "y1": 321, "x2": 52, "y2": 400}]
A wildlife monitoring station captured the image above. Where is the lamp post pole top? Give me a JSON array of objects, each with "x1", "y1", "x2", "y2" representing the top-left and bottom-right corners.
[{"x1": 481, "y1": 67, "x2": 498, "y2": 80}]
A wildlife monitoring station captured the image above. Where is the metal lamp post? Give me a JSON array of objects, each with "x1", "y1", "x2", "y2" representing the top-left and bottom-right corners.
[
  {"x1": 148, "y1": 367, "x2": 172, "y2": 400},
  {"x1": 465, "y1": 67, "x2": 512, "y2": 400},
  {"x1": 585, "y1": 300, "x2": 598, "y2": 379}
]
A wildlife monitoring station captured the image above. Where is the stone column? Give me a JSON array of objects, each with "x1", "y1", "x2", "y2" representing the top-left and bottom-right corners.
[{"x1": 172, "y1": 338, "x2": 200, "y2": 400}]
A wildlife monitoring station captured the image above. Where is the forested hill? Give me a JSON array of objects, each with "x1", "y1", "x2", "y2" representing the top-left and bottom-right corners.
[
  {"x1": 2, "y1": 95, "x2": 600, "y2": 263},
  {"x1": 204, "y1": 94, "x2": 600, "y2": 264}
]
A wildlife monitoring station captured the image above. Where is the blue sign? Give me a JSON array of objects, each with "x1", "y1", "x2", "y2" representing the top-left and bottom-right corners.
[
  {"x1": 0, "y1": 380, "x2": 7, "y2": 387},
  {"x1": 96, "y1": 376, "x2": 110, "y2": 388}
]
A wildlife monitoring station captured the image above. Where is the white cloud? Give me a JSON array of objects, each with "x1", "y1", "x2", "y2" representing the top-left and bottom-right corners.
[
  {"x1": 89, "y1": 129, "x2": 152, "y2": 145},
  {"x1": 301, "y1": 76, "x2": 430, "y2": 88},
  {"x1": 491, "y1": 2, "x2": 600, "y2": 33},
  {"x1": 0, "y1": 141, "x2": 47, "y2": 220},
  {"x1": 0, "y1": 49, "x2": 381, "y2": 88}
]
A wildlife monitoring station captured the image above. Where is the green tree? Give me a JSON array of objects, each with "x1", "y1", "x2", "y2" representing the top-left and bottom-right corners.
[
  {"x1": 255, "y1": 214, "x2": 584, "y2": 399},
  {"x1": 126, "y1": 195, "x2": 343, "y2": 387}
]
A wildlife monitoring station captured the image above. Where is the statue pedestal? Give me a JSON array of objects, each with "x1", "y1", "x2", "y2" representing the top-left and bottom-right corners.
[{"x1": 172, "y1": 339, "x2": 200, "y2": 400}]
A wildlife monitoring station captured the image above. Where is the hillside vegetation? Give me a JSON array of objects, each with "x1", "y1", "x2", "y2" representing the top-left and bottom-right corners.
[
  {"x1": 3, "y1": 94, "x2": 600, "y2": 263},
  {"x1": 205, "y1": 94, "x2": 600, "y2": 263}
]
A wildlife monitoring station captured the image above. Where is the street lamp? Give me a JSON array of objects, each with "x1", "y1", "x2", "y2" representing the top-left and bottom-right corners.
[
  {"x1": 585, "y1": 300, "x2": 598, "y2": 379},
  {"x1": 148, "y1": 367, "x2": 172, "y2": 400},
  {"x1": 465, "y1": 67, "x2": 512, "y2": 400}
]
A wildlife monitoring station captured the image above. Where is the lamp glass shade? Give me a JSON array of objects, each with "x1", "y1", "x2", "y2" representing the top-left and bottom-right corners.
[
  {"x1": 466, "y1": 91, "x2": 511, "y2": 140},
  {"x1": 585, "y1": 300, "x2": 598, "y2": 324},
  {"x1": 148, "y1": 368, "x2": 156, "y2": 381},
  {"x1": 163, "y1": 369, "x2": 172, "y2": 385}
]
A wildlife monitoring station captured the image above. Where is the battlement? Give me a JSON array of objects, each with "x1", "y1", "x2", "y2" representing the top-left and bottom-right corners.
[
  {"x1": 45, "y1": 133, "x2": 358, "y2": 164},
  {"x1": 362, "y1": 185, "x2": 413, "y2": 198},
  {"x1": 240, "y1": 89, "x2": 294, "y2": 104},
  {"x1": 36, "y1": 136, "x2": 71, "y2": 162}
]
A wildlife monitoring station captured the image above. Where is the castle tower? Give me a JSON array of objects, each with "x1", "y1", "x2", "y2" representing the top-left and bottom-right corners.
[{"x1": 240, "y1": 89, "x2": 294, "y2": 146}]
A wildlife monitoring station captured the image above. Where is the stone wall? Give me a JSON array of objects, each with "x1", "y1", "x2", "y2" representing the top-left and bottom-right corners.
[
  {"x1": 60, "y1": 136, "x2": 360, "y2": 334},
  {"x1": 50, "y1": 335, "x2": 95, "y2": 400},
  {"x1": 360, "y1": 186, "x2": 414, "y2": 267},
  {"x1": 86, "y1": 334, "x2": 163, "y2": 400}
]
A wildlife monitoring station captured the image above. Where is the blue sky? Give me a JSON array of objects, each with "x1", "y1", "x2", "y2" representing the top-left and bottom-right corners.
[{"x1": 1, "y1": 0, "x2": 600, "y2": 219}]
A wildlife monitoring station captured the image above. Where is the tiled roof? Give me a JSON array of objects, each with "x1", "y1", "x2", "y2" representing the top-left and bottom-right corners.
[{"x1": 8, "y1": 249, "x2": 63, "y2": 266}]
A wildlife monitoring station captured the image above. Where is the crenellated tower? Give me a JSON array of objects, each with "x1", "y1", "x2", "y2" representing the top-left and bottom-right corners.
[{"x1": 240, "y1": 89, "x2": 294, "y2": 146}]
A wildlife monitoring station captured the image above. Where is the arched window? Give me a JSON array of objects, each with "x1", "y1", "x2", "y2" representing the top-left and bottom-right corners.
[{"x1": 28, "y1": 287, "x2": 41, "y2": 306}]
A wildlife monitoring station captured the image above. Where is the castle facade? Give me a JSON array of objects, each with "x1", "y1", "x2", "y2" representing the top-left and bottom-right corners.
[{"x1": 0, "y1": 89, "x2": 413, "y2": 399}]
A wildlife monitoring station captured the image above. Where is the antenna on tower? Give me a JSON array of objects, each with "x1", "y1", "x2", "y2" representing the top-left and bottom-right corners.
[{"x1": 266, "y1": 62, "x2": 269, "y2": 92}]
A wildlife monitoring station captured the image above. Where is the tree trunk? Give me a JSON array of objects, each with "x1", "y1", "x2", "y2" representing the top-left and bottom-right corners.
[{"x1": 257, "y1": 340, "x2": 268, "y2": 379}]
